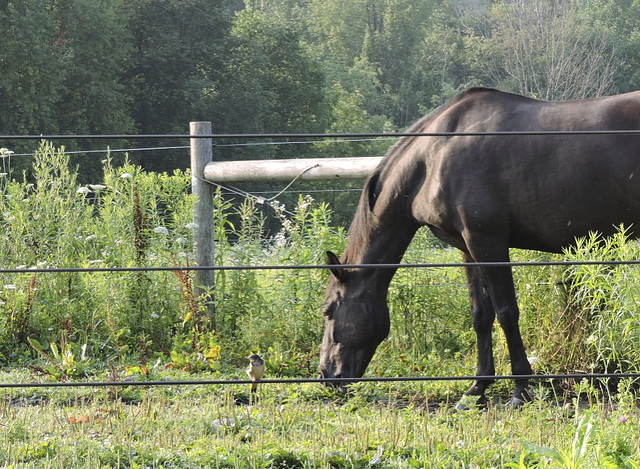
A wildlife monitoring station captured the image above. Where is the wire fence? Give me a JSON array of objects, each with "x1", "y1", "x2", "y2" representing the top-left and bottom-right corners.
[
  {"x1": 1, "y1": 259, "x2": 640, "y2": 275},
  {"x1": 3, "y1": 373, "x2": 640, "y2": 390},
  {"x1": 2, "y1": 129, "x2": 640, "y2": 391},
  {"x1": 4, "y1": 129, "x2": 640, "y2": 140}
]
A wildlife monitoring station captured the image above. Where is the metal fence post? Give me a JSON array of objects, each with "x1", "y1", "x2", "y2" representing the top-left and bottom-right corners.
[{"x1": 190, "y1": 121, "x2": 215, "y2": 324}]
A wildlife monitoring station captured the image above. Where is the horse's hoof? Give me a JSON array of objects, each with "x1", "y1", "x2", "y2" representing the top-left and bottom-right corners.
[
  {"x1": 505, "y1": 396, "x2": 526, "y2": 409},
  {"x1": 453, "y1": 401, "x2": 470, "y2": 412},
  {"x1": 454, "y1": 395, "x2": 487, "y2": 411}
]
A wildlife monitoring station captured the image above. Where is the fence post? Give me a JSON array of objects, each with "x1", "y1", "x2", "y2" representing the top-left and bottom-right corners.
[{"x1": 190, "y1": 121, "x2": 215, "y2": 324}]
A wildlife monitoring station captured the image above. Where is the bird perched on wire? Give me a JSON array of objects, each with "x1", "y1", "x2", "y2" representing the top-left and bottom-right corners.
[{"x1": 246, "y1": 354, "x2": 265, "y2": 393}]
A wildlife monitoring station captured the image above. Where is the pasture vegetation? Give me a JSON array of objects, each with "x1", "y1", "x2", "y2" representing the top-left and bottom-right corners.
[{"x1": 1, "y1": 144, "x2": 640, "y2": 466}]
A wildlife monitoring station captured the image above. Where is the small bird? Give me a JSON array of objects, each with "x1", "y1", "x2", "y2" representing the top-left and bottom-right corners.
[{"x1": 246, "y1": 354, "x2": 265, "y2": 393}]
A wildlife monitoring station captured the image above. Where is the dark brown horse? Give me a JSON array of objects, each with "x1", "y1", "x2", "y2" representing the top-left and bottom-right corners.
[{"x1": 319, "y1": 87, "x2": 640, "y2": 407}]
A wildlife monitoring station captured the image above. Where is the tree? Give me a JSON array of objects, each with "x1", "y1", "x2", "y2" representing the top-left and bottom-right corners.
[
  {"x1": 0, "y1": 0, "x2": 62, "y2": 137},
  {"x1": 55, "y1": 0, "x2": 133, "y2": 136},
  {"x1": 584, "y1": 0, "x2": 640, "y2": 94},
  {"x1": 123, "y1": 0, "x2": 236, "y2": 172},
  {"x1": 467, "y1": 0, "x2": 618, "y2": 100},
  {"x1": 125, "y1": 0, "x2": 235, "y2": 134},
  {"x1": 214, "y1": 7, "x2": 329, "y2": 159},
  {"x1": 308, "y1": 0, "x2": 450, "y2": 127},
  {"x1": 0, "y1": 0, "x2": 135, "y2": 179}
]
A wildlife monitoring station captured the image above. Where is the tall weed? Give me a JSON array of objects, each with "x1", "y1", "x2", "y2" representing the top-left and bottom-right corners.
[{"x1": 513, "y1": 226, "x2": 640, "y2": 376}]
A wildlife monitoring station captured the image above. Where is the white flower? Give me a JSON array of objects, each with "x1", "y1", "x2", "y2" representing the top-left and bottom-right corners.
[
  {"x1": 150, "y1": 313, "x2": 159, "y2": 320},
  {"x1": 76, "y1": 187, "x2": 91, "y2": 195},
  {"x1": 0, "y1": 173, "x2": 7, "y2": 178},
  {"x1": 3, "y1": 285, "x2": 16, "y2": 290},
  {"x1": 185, "y1": 222, "x2": 199, "y2": 230},
  {"x1": 85, "y1": 234, "x2": 97, "y2": 242},
  {"x1": 175, "y1": 237, "x2": 188, "y2": 245},
  {"x1": 89, "y1": 184, "x2": 106, "y2": 192},
  {"x1": 0, "y1": 148, "x2": 14, "y2": 158},
  {"x1": 153, "y1": 226, "x2": 169, "y2": 235},
  {"x1": 120, "y1": 173, "x2": 133, "y2": 179}
]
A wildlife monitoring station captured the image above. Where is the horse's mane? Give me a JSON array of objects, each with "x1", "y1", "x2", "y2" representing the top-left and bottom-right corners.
[{"x1": 339, "y1": 90, "x2": 487, "y2": 264}]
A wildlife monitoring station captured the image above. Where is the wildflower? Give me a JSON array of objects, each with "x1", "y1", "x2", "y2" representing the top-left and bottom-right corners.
[
  {"x1": 0, "y1": 173, "x2": 7, "y2": 178},
  {"x1": 175, "y1": 237, "x2": 188, "y2": 245},
  {"x1": 120, "y1": 173, "x2": 133, "y2": 179},
  {"x1": 620, "y1": 415, "x2": 628, "y2": 423},
  {"x1": 153, "y1": 226, "x2": 169, "y2": 235},
  {"x1": 76, "y1": 187, "x2": 90, "y2": 195},
  {"x1": 0, "y1": 148, "x2": 14, "y2": 158},
  {"x1": 185, "y1": 222, "x2": 199, "y2": 230},
  {"x1": 3, "y1": 285, "x2": 16, "y2": 290},
  {"x1": 150, "y1": 313, "x2": 160, "y2": 320},
  {"x1": 89, "y1": 184, "x2": 106, "y2": 192}
]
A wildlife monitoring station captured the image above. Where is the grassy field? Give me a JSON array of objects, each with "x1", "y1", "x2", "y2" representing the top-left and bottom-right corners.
[{"x1": 0, "y1": 369, "x2": 639, "y2": 468}]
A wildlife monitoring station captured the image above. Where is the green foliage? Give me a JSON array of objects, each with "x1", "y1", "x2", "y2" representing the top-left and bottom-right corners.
[
  {"x1": 0, "y1": 143, "x2": 196, "y2": 365},
  {"x1": 214, "y1": 194, "x2": 345, "y2": 369},
  {"x1": 562, "y1": 227, "x2": 640, "y2": 373}
]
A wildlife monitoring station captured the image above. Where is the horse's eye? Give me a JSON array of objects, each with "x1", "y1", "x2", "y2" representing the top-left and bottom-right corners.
[{"x1": 322, "y1": 303, "x2": 335, "y2": 319}]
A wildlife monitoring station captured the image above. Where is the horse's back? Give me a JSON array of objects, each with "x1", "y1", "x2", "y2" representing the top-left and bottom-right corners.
[{"x1": 401, "y1": 89, "x2": 640, "y2": 252}]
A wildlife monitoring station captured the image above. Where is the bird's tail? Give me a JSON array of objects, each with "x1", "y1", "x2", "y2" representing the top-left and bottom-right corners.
[{"x1": 251, "y1": 381, "x2": 258, "y2": 393}]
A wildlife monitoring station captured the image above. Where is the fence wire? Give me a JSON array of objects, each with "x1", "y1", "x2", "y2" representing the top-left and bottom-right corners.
[
  {"x1": 3, "y1": 373, "x2": 640, "y2": 390},
  {"x1": 2, "y1": 129, "x2": 640, "y2": 391},
  {"x1": 0, "y1": 259, "x2": 639, "y2": 275},
  {"x1": 4, "y1": 129, "x2": 640, "y2": 141}
]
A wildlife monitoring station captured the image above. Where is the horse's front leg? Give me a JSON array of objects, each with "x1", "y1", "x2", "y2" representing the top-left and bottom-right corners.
[{"x1": 456, "y1": 252, "x2": 496, "y2": 409}]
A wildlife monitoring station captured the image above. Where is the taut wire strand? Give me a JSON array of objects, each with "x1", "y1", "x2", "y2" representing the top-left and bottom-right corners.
[
  {"x1": 5, "y1": 129, "x2": 640, "y2": 140},
  {"x1": 0, "y1": 259, "x2": 639, "y2": 274},
  {"x1": 1, "y1": 372, "x2": 638, "y2": 389}
]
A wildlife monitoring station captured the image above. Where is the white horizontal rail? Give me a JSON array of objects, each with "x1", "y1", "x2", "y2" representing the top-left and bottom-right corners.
[{"x1": 203, "y1": 157, "x2": 383, "y2": 182}]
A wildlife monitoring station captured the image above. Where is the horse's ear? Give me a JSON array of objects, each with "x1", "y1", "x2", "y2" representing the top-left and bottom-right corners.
[{"x1": 326, "y1": 251, "x2": 345, "y2": 281}]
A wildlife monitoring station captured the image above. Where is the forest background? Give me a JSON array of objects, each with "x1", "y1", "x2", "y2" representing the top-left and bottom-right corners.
[{"x1": 3, "y1": 0, "x2": 639, "y2": 224}]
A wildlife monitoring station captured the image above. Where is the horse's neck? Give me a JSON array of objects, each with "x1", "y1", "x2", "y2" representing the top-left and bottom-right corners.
[{"x1": 345, "y1": 218, "x2": 418, "y2": 289}]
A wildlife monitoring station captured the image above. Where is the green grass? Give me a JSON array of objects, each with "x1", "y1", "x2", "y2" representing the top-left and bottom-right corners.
[{"x1": 0, "y1": 369, "x2": 638, "y2": 468}]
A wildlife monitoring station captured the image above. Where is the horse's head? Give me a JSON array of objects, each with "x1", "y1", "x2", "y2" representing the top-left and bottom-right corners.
[{"x1": 318, "y1": 251, "x2": 390, "y2": 392}]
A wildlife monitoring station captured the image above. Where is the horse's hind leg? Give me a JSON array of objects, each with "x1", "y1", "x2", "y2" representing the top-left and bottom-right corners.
[
  {"x1": 458, "y1": 251, "x2": 496, "y2": 408},
  {"x1": 479, "y1": 263, "x2": 533, "y2": 406}
]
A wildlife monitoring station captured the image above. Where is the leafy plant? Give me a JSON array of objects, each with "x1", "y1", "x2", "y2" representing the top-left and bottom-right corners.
[{"x1": 516, "y1": 412, "x2": 596, "y2": 469}]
